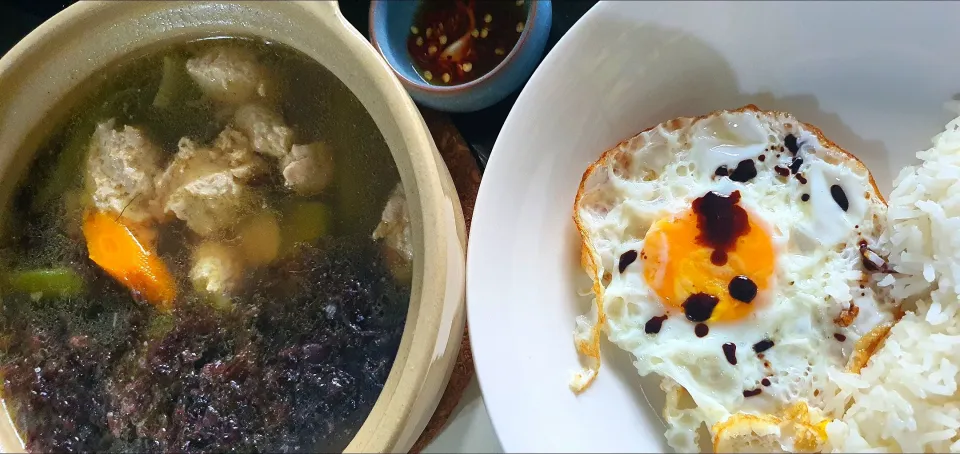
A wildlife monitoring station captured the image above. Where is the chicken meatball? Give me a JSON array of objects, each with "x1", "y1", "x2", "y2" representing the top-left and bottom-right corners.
[
  {"x1": 185, "y1": 46, "x2": 272, "y2": 105},
  {"x1": 84, "y1": 119, "x2": 164, "y2": 223},
  {"x1": 155, "y1": 132, "x2": 268, "y2": 236},
  {"x1": 233, "y1": 103, "x2": 293, "y2": 160},
  {"x1": 282, "y1": 142, "x2": 335, "y2": 196}
]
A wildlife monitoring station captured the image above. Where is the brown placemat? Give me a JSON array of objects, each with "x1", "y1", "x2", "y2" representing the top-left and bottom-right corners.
[{"x1": 408, "y1": 107, "x2": 481, "y2": 454}]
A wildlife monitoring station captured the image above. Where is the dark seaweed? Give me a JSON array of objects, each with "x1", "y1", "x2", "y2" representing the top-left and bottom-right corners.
[
  {"x1": 2, "y1": 330, "x2": 114, "y2": 452},
  {"x1": 254, "y1": 238, "x2": 407, "y2": 348},
  {"x1": 1, "y1": 210, "x2": 405, "y2": 453},
  {"x1": 100, "y1": 239, "x2": 405, "y2": 453},
  {"x1": 0, "y1": 260, "x2": 149, "y2": 452},
  {"x1": 252, "y1": 238, "x2": 406, "y2": 452},
  {"x1": 106, "y1": 305, "x2": 262, "y2": 452}
]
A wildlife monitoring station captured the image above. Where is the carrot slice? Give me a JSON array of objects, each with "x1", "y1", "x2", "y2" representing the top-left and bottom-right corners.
[{"x1": 82, "y1": 211, "x2": 176, "y2": 310}]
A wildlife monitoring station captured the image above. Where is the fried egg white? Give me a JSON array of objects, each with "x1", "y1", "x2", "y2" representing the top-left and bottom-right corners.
[{"x1": 570, "y1": 106, "x2": 897, "y2": 452}]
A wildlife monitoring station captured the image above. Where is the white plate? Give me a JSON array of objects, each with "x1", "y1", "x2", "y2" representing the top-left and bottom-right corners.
[{"x1": 467, "y1": 1, "x2": 960, "y2": 452}]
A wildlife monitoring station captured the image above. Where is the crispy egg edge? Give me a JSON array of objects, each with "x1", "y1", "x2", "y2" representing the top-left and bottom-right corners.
[{"x1": 570, "y1": 104, "x2": 890, "y2": 395}]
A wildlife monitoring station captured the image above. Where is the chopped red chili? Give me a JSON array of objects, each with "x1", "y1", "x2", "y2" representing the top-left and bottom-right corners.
[{"x1": 406, "y1": 0, "x2": 527, "y2": 85}]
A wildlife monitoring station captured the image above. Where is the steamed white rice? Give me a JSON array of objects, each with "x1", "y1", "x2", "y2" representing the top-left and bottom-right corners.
[{"x1": 823, "y1": 104, "x2": 960, "y2": 453}]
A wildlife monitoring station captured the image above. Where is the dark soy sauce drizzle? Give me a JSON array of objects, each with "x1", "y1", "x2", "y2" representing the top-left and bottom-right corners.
[
  {"x1": 859, "y1": 241, "x2": 890, "y2": 272},
  {"x1": 743, "y1": 388, "x2": 763, "y2": 397},
  {"x1": 618, "y1": 250, "x2": 638, "y2": 273},
  {"x1": 785, "y1": 134, "x2": 800, "y2": 154},
  {"x1": 781, "y1": 133, "x2": 806, "y2": 180},
  {"x1": 753, "y1": 338, "x2": 775, "y2": 353},
  {"x1": 834, "y1": 333, "x2": 847, "y2": 342},
  {"x1": 729, "y1": 159, "x2": 757, "y2": 183},
  {"x1": 645, "y1": 315, "x2": 668, "y2": 334},
  {"x1": 714, "y1": 160, "x2": 757, "y2": 183},
  {"x1": 831, "y1": 184, "x2": 849, "y2": 212},
  {"x1": 695, "y1": 323, "x2": 709, "y2": 338},
  {"x1": 796, "y1": 174, "x2": 807, "y2": 184},
  {"x1": 801, "y1": 194, "x2": 810, "y2": 202},
  {"x1": 774, "y1": 166, "x2": 790, "y2": 177},
  {"x1": 789, "y1": 157, "x2": 804, "y2": 174},
  {"x1": 709, "y1": 250, "x2": 726, "y2": 266},
  {"x1": 728, "y1": 275, "x2": 758, "y2": 303},
  {"x1": 722, "y1": 342, "x2": 737, "y2": 365},
  {"x1": 682, "y1": 293, "x2": 718, "y2": 322},
  {"x1": 761, "y1": 378, "x2": 771, "y2": 386},
  {"x1": 691, "y1": 190, "x2": 749, "y2": 266}
]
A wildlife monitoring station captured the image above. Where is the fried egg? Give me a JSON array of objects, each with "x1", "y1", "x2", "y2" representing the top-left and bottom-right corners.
[{"x1": 570, "y1": 106, "x2": 898, "y2": 452}]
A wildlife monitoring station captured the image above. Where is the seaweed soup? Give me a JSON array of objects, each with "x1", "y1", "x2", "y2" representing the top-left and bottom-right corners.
[{"x1": 0, "y1": 37, "x2": 412, "y2": 452}]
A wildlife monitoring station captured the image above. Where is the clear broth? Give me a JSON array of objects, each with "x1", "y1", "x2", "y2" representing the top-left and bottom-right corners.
[{"x1": 0, "y1": 36, "x2": 410, "y2": 453}]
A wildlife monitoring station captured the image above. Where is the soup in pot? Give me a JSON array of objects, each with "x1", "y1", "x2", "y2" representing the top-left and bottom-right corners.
[{"x1": 0, "y1": 36, "x2": 413, "y2": 453}]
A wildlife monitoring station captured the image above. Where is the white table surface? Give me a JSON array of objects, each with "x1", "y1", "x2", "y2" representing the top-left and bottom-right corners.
[{"x1": 422, "y1": 379, "x2": 503, "y2": 453}]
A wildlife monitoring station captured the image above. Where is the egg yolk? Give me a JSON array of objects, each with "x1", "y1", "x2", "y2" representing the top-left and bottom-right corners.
[{"x1": 641, "y1": 205, "x2": 775, "y2": 322}]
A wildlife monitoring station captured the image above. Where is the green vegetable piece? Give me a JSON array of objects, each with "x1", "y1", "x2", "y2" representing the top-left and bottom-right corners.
[
  {"x1": 31, "y1": 124, "x2": 91, "y2": 212},
  {"x1": 146, "y1": 54, "x2": 215, "y2": 149},
  {"x1": 153, "y1": 55, "x2": 185, "y2": 109},
  {"x1": 280, "y1": 201, "x2": 331, "y2": 255},
  {"x1": 6, "y1": 267, "x2": 85, "y2": 299},
  {"x1": 145, "y1": 313, "x2": 176, "y2": 340}
]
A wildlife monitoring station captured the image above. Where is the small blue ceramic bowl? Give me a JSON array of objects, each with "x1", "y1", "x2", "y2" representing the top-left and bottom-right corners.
[{"x1": 370, "y1": 0, "x2": 552, "y2": 113}]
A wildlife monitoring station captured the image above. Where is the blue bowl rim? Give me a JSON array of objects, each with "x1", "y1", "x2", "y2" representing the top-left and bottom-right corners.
[{"x1": 369, "y1": 0, "x2": 543, "y2": 94}]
